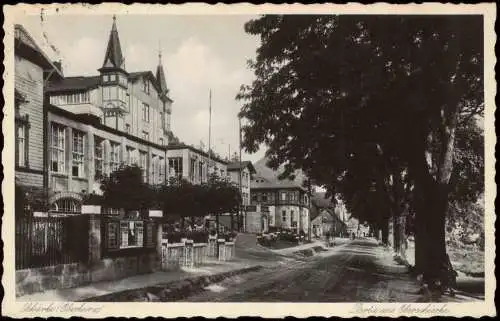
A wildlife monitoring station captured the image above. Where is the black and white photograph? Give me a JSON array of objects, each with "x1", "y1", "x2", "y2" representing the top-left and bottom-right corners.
[{"x1": 2, "y1": 3, "x2": 496, "y2": 318}]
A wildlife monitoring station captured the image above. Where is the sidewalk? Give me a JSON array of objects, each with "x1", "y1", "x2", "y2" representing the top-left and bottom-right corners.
[{"x1": 17, "y1": 258, "x2": 261, "y2": 302}]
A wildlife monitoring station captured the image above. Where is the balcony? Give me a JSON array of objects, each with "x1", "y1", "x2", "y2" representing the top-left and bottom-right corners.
[{"x1": 58, "y1": 103, "x2": 104, "y2": 119}]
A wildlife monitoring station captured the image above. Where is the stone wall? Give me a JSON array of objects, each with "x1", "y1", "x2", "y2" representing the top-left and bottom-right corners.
[{"x1": 16, "y1": 253, "x2": 160, "y2": 297}]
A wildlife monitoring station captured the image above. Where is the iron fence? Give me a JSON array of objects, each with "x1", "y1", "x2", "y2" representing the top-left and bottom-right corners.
[{"x1": 15, "y1": 215, "x2": 90, "y2": 270}]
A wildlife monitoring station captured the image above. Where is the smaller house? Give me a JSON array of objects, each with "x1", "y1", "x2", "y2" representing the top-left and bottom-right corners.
[{"x1": 310, "y1": 207, "x2": 348, "y2": 239}]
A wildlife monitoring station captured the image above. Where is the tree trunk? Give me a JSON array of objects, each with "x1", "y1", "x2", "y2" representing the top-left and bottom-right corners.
[
  {"x1": 421, "y1": 183, "x2": 448, "y2": 285},
  {"x1": 381, "y1": 219, "x2": 389, "y2": 245},
  {"x1": 393, "y1": 213, "x2": 401, "y2": 254}
]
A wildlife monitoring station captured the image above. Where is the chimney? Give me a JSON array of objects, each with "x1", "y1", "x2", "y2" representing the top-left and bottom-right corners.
[{"x1": 53, "y1": 60, "x2": 63, "y2": 76}]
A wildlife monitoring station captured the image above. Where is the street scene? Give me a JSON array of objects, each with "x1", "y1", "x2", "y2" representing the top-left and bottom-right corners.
[{"x1": 6, "y1": 4, "x2": 494, "y2": 317}]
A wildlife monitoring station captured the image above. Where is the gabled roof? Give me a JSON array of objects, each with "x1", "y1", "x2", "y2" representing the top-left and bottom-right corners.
[
  {"x1": 227, "y1": 161, "x2": 256, "y2": 174},
  {"x1": 46, "y1": 76, "x2": 101, "y2": 93},
  {"x1": 101, "y1": 16, "x2": 125, "y2": 71},
  {"x1": 14, "y1": 24, "x2": 64, "y2": 79},
  {"x1": 250, "y1": 175, "x2": 306, "y2": 191}
]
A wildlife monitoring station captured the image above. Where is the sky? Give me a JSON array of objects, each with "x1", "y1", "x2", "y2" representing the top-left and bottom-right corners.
[{"x1": 18, "y1": 12, "x2": 267, "y2": 163}]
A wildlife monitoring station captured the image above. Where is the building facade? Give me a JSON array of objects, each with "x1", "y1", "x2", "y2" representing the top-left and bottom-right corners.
[
  {"x1": 227, "y1": 161, "x2": 255, "y2": 206},
  {"x1": 14, "y1": 18, "x2": 180, "y2": 215},
  {"x1": 250, "y1": 175, "x2": 311, "y2": 235},
  {"x1": 166, "y1": 144, "x2": 228, "y2": 184},
  {"x1": 14, "y1": 24, "x2": 64, "y2": 200}
]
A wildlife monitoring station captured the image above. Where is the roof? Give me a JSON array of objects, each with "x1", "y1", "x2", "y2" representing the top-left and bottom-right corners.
[
  {"x1": 227, "y1": 161, "x2": 256, "y2": 174},
  {"x1": 46, "y1": 76, "x2": 101, "y2": 93},
  {"x1": 167, "y1": 144, "x2": 229, "y2": 165},
  {"x1": 101, "y1": 16, "x2": 125, "y2": 70},
  {"x1": 250, "y1": 175, "x2": 306, "y2": 191},
  {"x1": 128, "y1": 71, "x2": 172, "y2": 102},
  {"x1": 156, "y1": 52, "x2": 168, "y2": 96},
  {"x1": 14, "y1": 24, "x2": 64, "y2": 79},
  {"x1": 311, "y1": 192, "x2": 334, "y2": 209}
]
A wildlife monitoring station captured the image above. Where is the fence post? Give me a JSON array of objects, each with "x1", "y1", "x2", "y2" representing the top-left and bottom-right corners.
[{"x1": 88, "y1": 214, "x2": 101, "y2": 265}]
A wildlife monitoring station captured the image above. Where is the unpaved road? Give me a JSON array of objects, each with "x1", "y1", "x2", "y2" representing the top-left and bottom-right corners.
[{"x1": 181, "y1": 239, "x2": 428, "y2": 302}]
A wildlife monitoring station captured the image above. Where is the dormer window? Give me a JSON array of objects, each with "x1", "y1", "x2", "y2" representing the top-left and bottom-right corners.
[{"x1": 143, "y1": 80, "x2": 150, "y2": 95}]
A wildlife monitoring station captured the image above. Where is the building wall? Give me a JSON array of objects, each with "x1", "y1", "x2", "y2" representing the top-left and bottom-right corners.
[
  {"x1": 228, "y1": 167, "x2": 251, "y2": 205},
  {"x1": 166, "y1": 147, "x2": 228, "y2": 185},
  {"x1": 47, "y1": 109, "x2": 167, "y2": 204},
  {"x1": 14, "y1": 55, "x2": 45, "y2": 189}
]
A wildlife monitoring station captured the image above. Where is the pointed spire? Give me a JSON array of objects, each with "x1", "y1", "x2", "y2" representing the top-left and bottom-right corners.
[
  {"x1": 101, "y1": 15, "x2": 125, "y2": 70},
  {"x1": 156, "y1": 40, "x2": 168, "y2": 96}
]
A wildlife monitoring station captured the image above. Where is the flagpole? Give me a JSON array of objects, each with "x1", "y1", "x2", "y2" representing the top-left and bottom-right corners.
[
  {"x1": 239, "y1": 116, "x2": 243, "y2": 232},
  {"x1": 208, "y1": 89, "x2": 212, "y2": 175}
]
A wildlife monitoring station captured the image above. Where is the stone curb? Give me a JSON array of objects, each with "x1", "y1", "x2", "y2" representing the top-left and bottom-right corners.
[{"x1": 82, "y1": 265, "x2": 263, "y2": 302}]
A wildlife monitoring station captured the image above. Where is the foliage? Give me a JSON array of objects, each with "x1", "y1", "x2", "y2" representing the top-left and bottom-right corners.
[
  {"x1": 82, "y1": 192, "x2": 104, "y2": 205},
  {"x1": 237, "y1": 15, "x2": 484, "y2": 280},
  {"x1": 99, "y1": 164, "x2": 155, "y2": 214}
]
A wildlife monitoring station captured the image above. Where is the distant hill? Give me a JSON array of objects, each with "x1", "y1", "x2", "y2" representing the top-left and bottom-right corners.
[{"x1": 253, "y1": 156, "x2": 308, "y2": 188}]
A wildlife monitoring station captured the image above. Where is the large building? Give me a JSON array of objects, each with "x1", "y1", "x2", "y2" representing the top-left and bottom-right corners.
[
  {"x1": 15, "y1": 18, "x2": 232, "y2": 215},
  {"x1": 14, "y1": 24, "x2": 64, "y2": 199}
]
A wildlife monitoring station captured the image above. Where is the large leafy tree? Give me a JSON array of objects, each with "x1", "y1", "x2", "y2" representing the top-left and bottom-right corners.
[
  {"x1": 238, "y1": 15, "x2": 483, "y2": 284},
  {"x1": 100, "y1": 164, "x2": 155, "y2": 215}
]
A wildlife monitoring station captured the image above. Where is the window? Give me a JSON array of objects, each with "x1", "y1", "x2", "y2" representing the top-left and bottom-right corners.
[
  {"x1": 166, "y1": 113, "x2": 171, "y2": 131},
  {"x1": 103, "y1": 75, "x2": 110, "y2": 83},
  {"x1": 141, "y1": 131, "x2": 149, "y2": 141},
  {"x1": 168, "y1": 157, "x2": 183, "y2": 180},
  {"x1": 291, "y1": 210, "x2": 295, "y2": 225},
  {"x1": 198, "y1": 162, "x2": 203, "y2": 182},
  {"x1": 142, "y1": 103, "x2": 150, "y2": 122},
  {"x1": 189, "y1": 158, "x2": 196, "y2": 181},
  {"x1": 140, "y1": 151, "x2": 147, "y2": 182},
  {"x1": 252, "y1": 194, "x2": 257, "y2": 202},
  {"x1": 281, "y1": 192, "x2": 287, "y2": 201},
  {"x1": 143, "y1": 80, "x2": 150, "y2": 94},
  {"x1": 159, "y1": 157, "x2": 165, "y2": 183},
  {"x1": 110, "y1": 74, "x2": 117, "y2": 82},
  {"x1": 50, "y1": 198, "x2": 81, "y2": 214},
  {"x1": 159, "y1": 138, "x2": 164, "y2": 146},
  {"x1": 94, "y1": 136, "x2": 104, "y2": 178},
  {"x1": 151, "y1": 155, "x2": 159, "y2": 183},
  {"x1": 51, "y1": 124, "x2": 66, "y2": 173},
  {"x1": 282, "y1": 210, "x2": 287, "y2": 223},
  {"x1": 125, "y1": 124, "x2": 131, "y2": 134},
  {"x1": 120, "y1": 221, "x2": 144, "y2": 248},
  {"x1": 110, "y1": 142, "x2": 121, "y2": 172},
  {"x1": 16, "y1": 123, "x2": 27, "y2": 167},
  {"x1": 262, "y1": 193, "x2": 268, "y2": 202},
  {"x1": 72, "y1": 130, "x2": 86, "y2": 177},
  {"x1": 126, "y1": 147, "x2": 137, "y2": 165}
]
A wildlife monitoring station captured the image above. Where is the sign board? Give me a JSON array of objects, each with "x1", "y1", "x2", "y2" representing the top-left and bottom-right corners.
[
  {"x1": 149, "y1": 210, "x2": 163, "y2": 218},
  {"x1": 33, "y1": 211, "x2": 48, "y2": 217}
]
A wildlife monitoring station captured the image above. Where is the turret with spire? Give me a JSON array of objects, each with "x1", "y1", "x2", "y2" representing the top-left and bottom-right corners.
[
  {"x1": 156, "y1": 41, "x2": 173, "y2": 134},
  {"x1": 99, "y1": 15, "x2": 129, "y2": 128},
  {"x1": 156, "y1": 42, "x2": 169, "y2": 98},
  {"x1": 100, "y1": 15, "x2": 126, "y2": 72}
]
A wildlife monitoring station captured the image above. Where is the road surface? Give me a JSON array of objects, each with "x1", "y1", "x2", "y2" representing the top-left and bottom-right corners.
[{"x1": 182, "y1": 239, "x2": 425, "y2": 302}]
